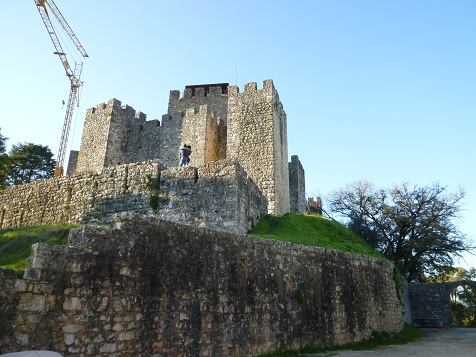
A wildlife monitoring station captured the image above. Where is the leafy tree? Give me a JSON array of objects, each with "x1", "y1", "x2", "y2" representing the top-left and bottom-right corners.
[
  {"x1": 0, "y1": 128, "x2": 9, "y2": 189},
  {"x1": 7, "y1": 143, "x2": 56, "y2": 185},
  {"x1": 328, "y1": 180, "x2": 470, "y2": 282}
]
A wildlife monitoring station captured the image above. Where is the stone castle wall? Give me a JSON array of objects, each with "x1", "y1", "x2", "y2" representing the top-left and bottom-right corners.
[
  {"x1": 157, "y1": 159, "x2": 267, "y2": 234},
  {"x1": 166, "y1": 85, "x2": 229, "y2": 165},
  {"x1": 0, "y1": 161, "x2": 161, "y2": 229},
  {"x1": 227, "y1": 80, "x2": 290, "y2": 215},
  {"x1": 167, "y1": 86, "x2": 229, "y2": 127},
  {"x1": 0, "y1": 160, "x2": 266, "y2": 234},
  {"x1": 289, "y1": 155, "x2": 306, "y2": 213},
  {"x1": 0, "y1": 214, "x2": 405, "y2": 356},
  {"x1": 156, "y1": 111, "x2": 185, "y2": 168}
]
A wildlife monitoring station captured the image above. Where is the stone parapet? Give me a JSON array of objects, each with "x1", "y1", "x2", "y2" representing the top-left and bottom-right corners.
[{"x1": 158, "y1": 158, "x2": 267, "y2": 234}]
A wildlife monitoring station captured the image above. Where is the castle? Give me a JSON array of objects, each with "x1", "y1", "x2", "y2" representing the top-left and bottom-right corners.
[
  {"x1": 0, "y1": 79, "x2": 412, "y2": 356},
  {"x1": 0, "y1": 79, "x2": 307, "y2": 233}
]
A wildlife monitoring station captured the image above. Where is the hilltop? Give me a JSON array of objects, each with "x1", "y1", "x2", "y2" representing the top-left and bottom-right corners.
[{"x1": 248, "y1": 213, "x2": 383, "y2": 259}]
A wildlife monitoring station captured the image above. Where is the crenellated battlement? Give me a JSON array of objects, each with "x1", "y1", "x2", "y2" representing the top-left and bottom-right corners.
[
  {"x1": 170, "y1": 84, "x2": 229, "y2": 102},
  {"x1": 168, "y1": 84, "x2": 229, "y2": 123},
  {"x1": 185, "y1": 104, "x2": 212, "y2": 116},
  {"x1": 87, "y1": 98, "x2": 116, "y2": 115},
  {"x1": 229, "y1": 79, "x2": 277, "y2": 96},
  {"x1": 87, "y1": 98, "x2": 147, "y2": 122}
]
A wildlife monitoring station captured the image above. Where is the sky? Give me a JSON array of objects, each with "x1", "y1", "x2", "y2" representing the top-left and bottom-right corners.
[{"x1": 1, "y1": 1, "x2": 475, "y2": 267}]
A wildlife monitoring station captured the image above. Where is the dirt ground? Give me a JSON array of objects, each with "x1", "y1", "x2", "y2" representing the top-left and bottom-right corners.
[{"x1": 309, "y1": 328, "x2": 476, "y2": 357}]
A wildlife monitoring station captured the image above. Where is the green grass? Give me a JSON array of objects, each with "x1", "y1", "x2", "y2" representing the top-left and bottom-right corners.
[
  {"x1": 257, "y1": 324, "x2": 425, "y2": 356},
  {"x1": 248, "y1": 213, "x2": 384, "y2": 259},
  {"x1": 2, "y1": 214, "x2": 380, "y2": 272},
  {"x1": 0, "y1": 223, "x2": 79, "y2": 271}
]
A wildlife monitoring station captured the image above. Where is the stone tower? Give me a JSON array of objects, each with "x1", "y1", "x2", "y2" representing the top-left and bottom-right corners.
[
  {"x1": 165, "y1": 84, "x2": 228, "y2": 167},
  {"x1": 289, "y1": 155, "x2": 306, "y2": 213},
  {"x1": 75, "y1": 99, "x2": 156, "y2": 174},
  {"x1": 227, "y1": 80, "x2": 290, "y2": 215}
]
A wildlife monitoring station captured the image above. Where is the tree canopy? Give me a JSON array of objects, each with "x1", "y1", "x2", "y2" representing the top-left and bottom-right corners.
[
  {"x1": 7, "y1": 143, "x2": 56, "y2": 186},
  {"x1": 328, "y1": 180, "x2": 470, "y2": 282}
]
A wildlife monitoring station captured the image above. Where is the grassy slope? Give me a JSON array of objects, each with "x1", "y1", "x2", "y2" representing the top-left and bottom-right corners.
[
  {"x1": 1, "y1": 214, "x2": 382, "y2": 272},
  {"x1": 248, "y1": 213, "x2": 384, "y2": 259},
  {"x1": 0, "y1": 224, "x2": 79, "y2": 271}
]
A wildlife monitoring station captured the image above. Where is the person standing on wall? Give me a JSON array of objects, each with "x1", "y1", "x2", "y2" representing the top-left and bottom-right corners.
[
  {"x1": 187, "y1": 145, "x2": 192, "y2": 165},
  {"x1": 179, "y1": 144, "x2": 190, "y2": 167}
]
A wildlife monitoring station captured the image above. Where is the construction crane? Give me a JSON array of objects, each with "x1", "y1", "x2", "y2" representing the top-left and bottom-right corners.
[{"x1": 34, "y1": 0, "x2": 88, "y2": 177}]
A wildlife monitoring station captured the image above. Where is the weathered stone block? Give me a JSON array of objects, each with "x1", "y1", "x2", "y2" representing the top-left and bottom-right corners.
[{"x1": 17, "y1": 293, "x2": 45, "y2": 311}]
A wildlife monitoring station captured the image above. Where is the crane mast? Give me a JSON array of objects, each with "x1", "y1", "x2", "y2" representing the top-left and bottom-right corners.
[{"x1": 34, "y1": 0, "x2": 88, "y2": 177}]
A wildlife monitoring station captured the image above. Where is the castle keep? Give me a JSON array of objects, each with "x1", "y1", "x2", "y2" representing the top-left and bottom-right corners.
[
  {"x1": 73, "y1": 80, "x2": 292, "y2": 216},
  {"x1": 1, "y1": 79, "x2": 304, "y2": 233}
]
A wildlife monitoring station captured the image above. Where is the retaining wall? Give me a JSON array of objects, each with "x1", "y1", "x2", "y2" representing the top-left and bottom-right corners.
[{"x1": 0, "y1": 214, "x2": 405, "y2": 356}]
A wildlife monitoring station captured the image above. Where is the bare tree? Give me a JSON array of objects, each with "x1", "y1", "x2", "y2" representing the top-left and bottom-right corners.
[{"x1": 328, "y1": 180, "x2": 470, "y2": 282}]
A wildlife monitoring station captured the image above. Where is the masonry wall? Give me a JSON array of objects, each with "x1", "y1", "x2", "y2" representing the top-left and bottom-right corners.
[
  {"x1": 181, "y1": 106, "x2": 222, "y2": 167},
  {"x1": 288, "y1": 155, "x2": 306, "y2": 213},
  {"x1": 0, "y1": 214, "x2": 405, "y2": 356},
  {"x1": 167, "y1": 86, "x2": 229, "y2": 128},
  {"x1": 227, "y1": 80, "x2": 290, "y2": 215},
  {"x1": 123, "y1": 116, "x2": 161, "y2": 165},
  {"x1": 75, "y1": 100, "x2": 113, "y2": 174},
  {"x1": 157, "y1": 159, "x2": 267, "y2": 234},
  {"x1": 0, "y1": 159, "x2": 266, "y2": 234},
  {"x1": 156, "y1": 111, "x2": 184, "y2": 168},
  {"x1": 408, "y1": 281, "x2": 476, "y2": 327},
  {"x1": 0, "y1": 161, "x2": 161, "y2": 229},
  {"x1": 66, "y1": 150, "x2": 79, "y2": 176}
]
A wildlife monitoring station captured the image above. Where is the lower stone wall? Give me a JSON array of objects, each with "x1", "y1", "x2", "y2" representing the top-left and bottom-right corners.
[
  {"x1": 0, "y1": 214, "x2": 405, "y2": 356},
  {"x1": 0, "y1": 268, "x2": 18, "y2": 350}
]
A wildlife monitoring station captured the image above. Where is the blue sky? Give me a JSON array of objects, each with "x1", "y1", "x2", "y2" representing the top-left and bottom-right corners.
[{"x1": 1, "y1": 1, "x2": 475, "y2": 267}]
